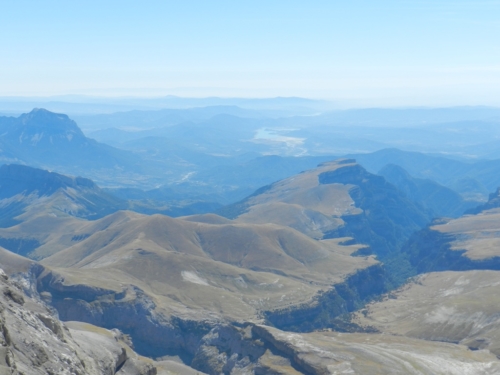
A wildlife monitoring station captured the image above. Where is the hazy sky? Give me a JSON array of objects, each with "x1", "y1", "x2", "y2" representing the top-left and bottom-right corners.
[{"x1": 2, "y1": 1, "x2": 500, "y2": 106}]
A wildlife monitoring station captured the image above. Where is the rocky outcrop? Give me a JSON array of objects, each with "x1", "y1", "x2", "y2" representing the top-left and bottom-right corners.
[
  {"x1": 166, "y1": 320, "x2": 500, "y2": 375},
  {"x1": 34, "y1": 260, "x2": 389, "y2": 356},
  {"x1": 264, "y1": 264, "x2": 386, "y2": 332},
  {"x1": 37, "y1": 268, "x2": 214, "y2": 361},
  {"x1": 3, "y1": 258, "x2": 499, "y2": 375},
  {"x1": 0, "y1": 266, "x2": 165, "y2": 375},
  {"x1": 191, "y1": 324, "x2": 268, "y2": 374},
  {"x1": 250, "y1": 324, "x2": 500, "y2": 375}
]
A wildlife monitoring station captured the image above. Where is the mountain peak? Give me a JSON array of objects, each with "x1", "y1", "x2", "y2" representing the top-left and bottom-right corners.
[
  {"x1": 22, "y1": 107, "x2": 69, "y2": 121},
  {"x1": 0, "y1": 108, "x2": 87, "y2": 151},
  {"x1": 0, "y1": 109, "x2": 139, "y2": 174},
  {"x1": 18, "y1": 108, "x2": 82, "y2": 134}
]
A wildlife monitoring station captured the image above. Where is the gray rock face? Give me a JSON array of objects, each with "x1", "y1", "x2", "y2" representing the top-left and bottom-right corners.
[
  {"x1": 0, "y1": 267, "x2": 162, "y2": 375},
  {"x1": 250, "y1": 325, "x2": 500, "y2": 375},
  {"x1": 191, "y1": 324, "x2": 267, "y2": 374}
]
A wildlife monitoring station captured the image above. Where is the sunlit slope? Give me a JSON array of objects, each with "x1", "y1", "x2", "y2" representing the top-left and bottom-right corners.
[
  {"x1": 18, "y1": 210, "x2": 376, "y2": 321},
  {"x1": 2, "y1": 243, "x2": 498, "y2": 374},
  {"x1": 434, "y1": 208, "x2": 500, "y2": 260},
  {"x1": 353, "y1": 270, "x2": 500, "y2": 358},
  {"x1": 179, "y1": 213, "x2": 233, "y2": 225},
  {"x1": 253, "y1": 325, "x2": 500, "y2": 375},
  {"x1": 0, "y1": 245, "x2": 36, "y2": 274},
  {"x1": 222, "y1": 159, "x2": 357, "y2": 238},
  {"x1": 223, "y1": 159, "x2": 429, "y2": 259}
]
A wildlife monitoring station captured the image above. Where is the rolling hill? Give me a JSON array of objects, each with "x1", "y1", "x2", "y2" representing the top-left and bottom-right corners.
[{"x1": 0, "y1": 206, "x2": 384, "y2": 361}]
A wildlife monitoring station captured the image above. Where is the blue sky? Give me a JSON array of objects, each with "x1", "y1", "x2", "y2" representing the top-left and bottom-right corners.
[{"x1": 1, "y1": 1, "x2": 500, "y2": 106}]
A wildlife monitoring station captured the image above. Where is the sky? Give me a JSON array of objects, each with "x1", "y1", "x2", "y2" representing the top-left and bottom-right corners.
[{"x1": 1, "y1": 0, "x2": 500, "y2": 106}]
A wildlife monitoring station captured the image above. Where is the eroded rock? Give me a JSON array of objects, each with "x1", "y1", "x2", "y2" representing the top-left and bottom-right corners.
[{"x1": 0, "y1": 267, "x2": 166, "y2": 375}]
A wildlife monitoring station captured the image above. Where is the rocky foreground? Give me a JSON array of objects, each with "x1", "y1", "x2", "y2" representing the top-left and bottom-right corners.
[
  {"x1": 0, "y1": 266, "x2": 204, "y2": 375},
  {"x1": 2, "y1": 260, "x2": 500, "y2": 375}
]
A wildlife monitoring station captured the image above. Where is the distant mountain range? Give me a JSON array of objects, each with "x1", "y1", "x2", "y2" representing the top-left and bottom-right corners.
[
  {"x1": 0, "y1": 95, "x2": 331, "y2": 116},
  {"x1": 351, "y1": 148, "x2": 498, "y2": 201},
  {"x1": 73, "y1": 105, "x2": 269, "y2": 131},
  {"x1": 378, "y1": 163, "x2": 476, "y2": 217}
]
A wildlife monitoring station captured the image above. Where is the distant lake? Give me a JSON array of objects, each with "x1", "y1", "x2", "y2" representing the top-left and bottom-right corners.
[
  {"x1": 255, "y1": 128, "x2": 280, "y2": 140},
  {"x1": 254, "y1": 128, "x2": 301, "y2": 141}
]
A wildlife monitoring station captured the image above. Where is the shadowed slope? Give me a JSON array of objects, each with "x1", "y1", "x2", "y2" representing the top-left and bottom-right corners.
[
  {"x1": 0, "y1": 164, "x2": 127, "y2": 227},
  {"x1": 379, "y1": 163, "x2": 476, "y2": 218},
  {"x1": 403, "y1": 192, "x2": 500, "y2": 274}
]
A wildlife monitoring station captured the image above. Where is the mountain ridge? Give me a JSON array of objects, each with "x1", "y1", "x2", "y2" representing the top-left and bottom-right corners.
[{"x1": 0, "y1": 163, "x2": 126, "y2": 227}]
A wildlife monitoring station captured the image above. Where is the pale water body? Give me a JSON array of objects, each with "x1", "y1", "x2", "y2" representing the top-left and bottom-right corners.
[
  {"x1": 254, "y1": 128, "x2": 307, "y2": 156},
  {"x1": 255, "y1": 128, "x2": 280, "y2": 140},
  {"x1": 254, "y1": 128, "x2": 304, "y2": 144}
]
